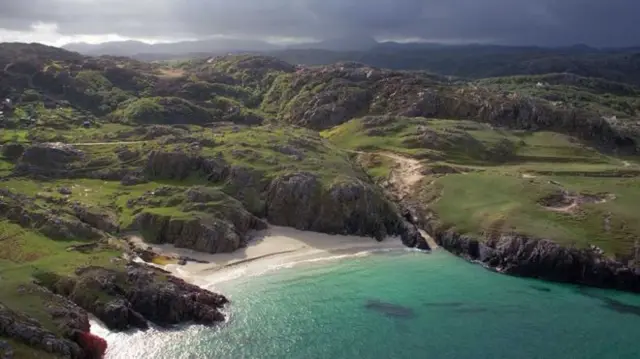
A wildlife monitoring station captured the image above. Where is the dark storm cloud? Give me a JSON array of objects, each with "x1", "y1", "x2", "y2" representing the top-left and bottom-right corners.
[{"x1": 0, "y1": 0, "x2": 639, "y2": 46}]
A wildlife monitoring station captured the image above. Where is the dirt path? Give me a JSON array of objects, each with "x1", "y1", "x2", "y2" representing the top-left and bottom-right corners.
[
  {"x1": 379, "y1": 152, "x2": 425, "y2": 200},
  {"x1": 347, "y1": 150, "x2": 439, "y2": 248},
  {"x1": 346, "y1": 150, "x2": 425, "y2": 200}
]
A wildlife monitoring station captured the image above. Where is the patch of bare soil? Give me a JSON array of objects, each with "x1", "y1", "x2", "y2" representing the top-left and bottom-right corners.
[
  {"x1": 349, "y1": 150, "x2": 426, "y2": 200},
  {"x1": 350, "y1": 150, "x2": 439, "y2": 248},
  {"x1": 380, "y1": 152, "x2": 425, "y2": 200},
  {"x1": 540, "y1": 190, "x2": 615, "y2": 213}
]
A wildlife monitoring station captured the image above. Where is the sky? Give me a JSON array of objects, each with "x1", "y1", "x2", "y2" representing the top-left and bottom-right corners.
[{"x1": 0, "y1": 0, "x2": 639, "y2": 47}]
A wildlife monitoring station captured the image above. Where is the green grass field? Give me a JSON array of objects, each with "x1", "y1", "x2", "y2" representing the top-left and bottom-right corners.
[
  {"x1": 327, "y1": 116, "x2": 640, "y2": 260},
  {"x1": 425, "y1": 171, "x2": 640, "y2": 258}
]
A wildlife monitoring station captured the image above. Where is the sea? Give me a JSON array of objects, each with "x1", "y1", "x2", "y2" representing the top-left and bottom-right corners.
[{"x1": 93, "y1": 249, "x2": 640, "y2": 359}]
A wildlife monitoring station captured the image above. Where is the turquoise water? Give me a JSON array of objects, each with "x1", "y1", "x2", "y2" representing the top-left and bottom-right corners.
[{"x1": 100, "y1": 250, "x2": 640, "y2": 359}]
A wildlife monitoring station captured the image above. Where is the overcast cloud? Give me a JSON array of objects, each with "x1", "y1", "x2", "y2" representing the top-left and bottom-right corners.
[{"x1": 0, "y1": 0, "x2": 638, "y2": 46}]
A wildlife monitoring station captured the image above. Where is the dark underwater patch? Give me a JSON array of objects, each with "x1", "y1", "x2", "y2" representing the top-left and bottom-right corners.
[
  {"x1": 599, "y1": 297, "x2": 640, "y2": 317},
  {"x1": 453, "y1": 307, "x2": 489, "y2": 314},
  {"x1": 365, "y1": 300, "x2": 415, "y2": 318},
  {"x1": 577, "y1": 287, "x2": 640, "y2": 317},
  {"x1": 423, "y1": 302, "x2": 465, "y2": 308},
  {"x1": 530, "y1": 285, "x2": 552, "y2": 293}
]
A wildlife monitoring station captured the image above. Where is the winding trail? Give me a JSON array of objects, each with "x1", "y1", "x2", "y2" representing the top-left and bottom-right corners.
[
  {"x1": 378, "y1": 152, "x2": 425, "y2": 198},
  {"x1": 347, "y1": 150, "x2": 425, "y2": 200},
  {"x1": 347, "y1": 150, "x2": 439, "y2": 248}
]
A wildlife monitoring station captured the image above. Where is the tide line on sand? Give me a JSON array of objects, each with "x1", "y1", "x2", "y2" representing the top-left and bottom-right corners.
[
  {"x1": 129, "y1": 225, "x2": 417, "y2": 286},
  {"x1": 94, "y1": 226, "x2": 431, "y2": 355}
]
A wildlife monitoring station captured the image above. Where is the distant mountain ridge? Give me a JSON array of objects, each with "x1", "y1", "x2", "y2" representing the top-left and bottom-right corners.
[
  {"x1": 62, "y1": 35, "x2": 381, "y2": 57},
  {"x1": 58, "y1": 39, "x2": 640, "y2": 87},
  {"x1": 63, "y1": 38, "x2": 283, "y2": 57}
]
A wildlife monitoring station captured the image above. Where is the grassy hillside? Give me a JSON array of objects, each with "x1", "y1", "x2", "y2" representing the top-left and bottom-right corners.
[{"x1": 325, "y1": 116, "x2": 640, "y2": 260}]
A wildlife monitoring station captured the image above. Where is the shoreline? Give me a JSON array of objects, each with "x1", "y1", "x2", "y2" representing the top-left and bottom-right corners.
[
  {"x1": 129, "y1": 225, "x2": 413, "y2": 286},
  {"x1": 96, "y1": 227, "x2": 418, "y2": 358}
]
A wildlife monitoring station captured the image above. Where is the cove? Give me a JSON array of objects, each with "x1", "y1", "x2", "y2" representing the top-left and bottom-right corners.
[{"x1": 97, "y1": 250, "x2": 640, "y2": 359}]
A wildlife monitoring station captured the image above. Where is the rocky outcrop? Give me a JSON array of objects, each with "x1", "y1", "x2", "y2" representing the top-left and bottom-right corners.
[
  {"x1": 397, "y1": 195, "x2": 639, "y2": 291},
  {"x1": 265, "y1": 172, "x2": 428, "y2": 249},
  {"x1": 0, "y1": 189, "x2": 104, "y2": 240},
  {"x1": 144, "y1": 150, "x2": 229, "y2": 182},
  {"x1": 15, "y1": 143, "x2": 85, "y2": 176},
  {"x1": 129, "y1": 186, "x2": 267, "y2": 253},
  {"x1": 134, "y1": 212, "x2": 246, "y2": 253},
  {"x1": 0, "y1": 304, "x2": 83, "y2": 359},
  {"x1": 430, "y1": 226, "x2": 640, "y2": 292},
  {"x1": 40, "y1": 264, "x2": 228, "y2": 331},
  {"x1": 71, "y1": 202, "x2": 119, "y2": 233}
]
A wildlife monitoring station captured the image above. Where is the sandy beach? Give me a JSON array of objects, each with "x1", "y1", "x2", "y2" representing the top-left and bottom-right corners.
[{"x1": 129, "y1": 226, "x2": 423, "y2": 286}]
